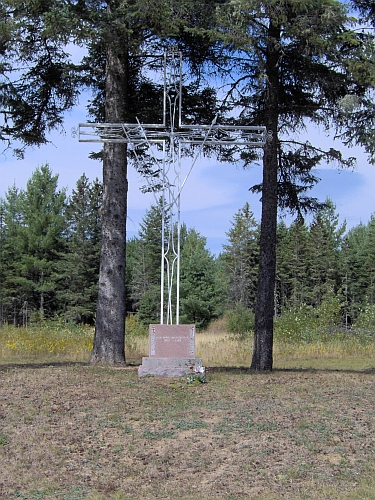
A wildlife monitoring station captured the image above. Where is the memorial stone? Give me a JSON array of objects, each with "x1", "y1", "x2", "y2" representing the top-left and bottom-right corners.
[{"x1": 138, "y1": 324, "x2": 203, "y2": 378}]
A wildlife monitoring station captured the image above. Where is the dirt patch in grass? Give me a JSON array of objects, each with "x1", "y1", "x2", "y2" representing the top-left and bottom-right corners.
[{"x1": 0, "y1": 364, "x2": 374, "y2": 499}]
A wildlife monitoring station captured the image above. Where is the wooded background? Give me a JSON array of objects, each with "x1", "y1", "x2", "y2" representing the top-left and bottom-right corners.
[{"x1": 2, "y1": 165, "x2": 375, "y2": 337}]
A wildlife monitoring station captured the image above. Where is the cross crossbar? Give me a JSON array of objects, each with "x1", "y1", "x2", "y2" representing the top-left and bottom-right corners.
[
  {"x1": 77, "y1": 122, "x2": 267, "y2": 146},
  {"x1": 73, "y1": 50, "x2": 266, "y2": 325}
]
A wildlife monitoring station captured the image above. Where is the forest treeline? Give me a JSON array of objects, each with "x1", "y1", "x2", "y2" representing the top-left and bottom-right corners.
[{"x1": 1, "y1": 164, "x2": 375, "y2": 331}]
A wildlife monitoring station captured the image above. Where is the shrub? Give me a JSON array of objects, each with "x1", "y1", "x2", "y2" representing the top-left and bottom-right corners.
[
  {"x1": 275, "y1": 291, "x2": 342, "y2": 344},
  {"x1": 125, "y1": 315, "x2": 148, "y2": 338},
  {"x1": 353, "y1": 304, "x2": 375, "y2": 338},
  {"x1": 274, "y1": 303, "x2": 316, "y2": 343},
  {"x1": 226, "y1": 304, "x2": 254, "y2": 338}
]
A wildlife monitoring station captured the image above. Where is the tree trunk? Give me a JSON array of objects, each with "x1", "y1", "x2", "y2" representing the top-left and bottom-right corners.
[
  {"x1": 251, "y1": 22, "x2": 280, "y2": 371},
  {"x1": 91, "y1": 142, "x2": 127, "y2": 364},
  {"x1": 91, "y1": 5, "x2": 128, "y2": 364}
]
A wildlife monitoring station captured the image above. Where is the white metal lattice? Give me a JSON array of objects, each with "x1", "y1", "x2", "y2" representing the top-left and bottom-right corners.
[{"x1": 73, "y1": 50, "x2": 266, "y2": 324}]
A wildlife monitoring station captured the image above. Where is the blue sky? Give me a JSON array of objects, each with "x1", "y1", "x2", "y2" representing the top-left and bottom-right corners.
[{"x1": 1, "y1": 102, "x2": 374, "y2": 256}]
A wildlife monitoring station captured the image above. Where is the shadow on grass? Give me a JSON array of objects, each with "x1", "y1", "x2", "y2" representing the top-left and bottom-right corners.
[
  {"x1": 206, "y1": 365, "x2": 375, "y2": 374},
  {"x1": 0, "y1": 361, "x2": 374, "y2": 375}
]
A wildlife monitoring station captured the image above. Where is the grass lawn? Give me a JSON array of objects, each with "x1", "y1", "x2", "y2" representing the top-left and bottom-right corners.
[{"x1": 0, "y1": 322, "x2": 374, "y2": 499}]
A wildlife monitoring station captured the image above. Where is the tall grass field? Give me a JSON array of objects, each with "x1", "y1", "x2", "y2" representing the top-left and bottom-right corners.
[{"x1": 1, "y1": 315, "x2": 374, "y2": 370}]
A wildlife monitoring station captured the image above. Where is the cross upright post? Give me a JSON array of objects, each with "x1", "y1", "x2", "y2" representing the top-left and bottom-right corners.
[{"x1": 73, "y1": 50, "x2": 267, "y2": 325}]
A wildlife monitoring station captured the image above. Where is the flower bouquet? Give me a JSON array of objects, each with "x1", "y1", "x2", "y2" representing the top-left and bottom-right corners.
[{"x1": 187, "y1": 365, "x2": 206, "y2": 383}]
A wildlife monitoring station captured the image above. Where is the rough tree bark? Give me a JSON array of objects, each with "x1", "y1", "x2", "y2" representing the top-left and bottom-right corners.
[
  {"x1": 90, "y1": 6, "x2": 128, "y2": 364},
  {"x1": 251, "y1": 22, "x2": 280, "y2": 371}
]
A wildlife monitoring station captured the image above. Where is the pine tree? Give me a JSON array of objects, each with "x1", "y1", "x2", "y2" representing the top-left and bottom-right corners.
[
  {"x1": 307, "y1": 199, "x2": 346, "y2": 307},
  {"x1": 222, "y1": 203, "x2": 259, "y2": 310},
  {"x1": 1, "y1": 0, "x2": 221, "y2": 363},
  {"x1": 57, "y1": 174, "x2": 102, "y2": 324},
  {"x1": 212, "y1": 0, "x2": 375, "y2": 370},
  {"x1": 180, "y1": 228, "x2": 224, "y2": 329}
]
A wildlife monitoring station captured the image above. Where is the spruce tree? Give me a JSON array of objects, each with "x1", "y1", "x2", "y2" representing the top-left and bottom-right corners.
[
  {"x1": 363, "y1": 216, "x2": 375, "y2": 305},
  {"x1": 282, "y1": 218, "x2": 310, "y2": 309},
  {"x1": 1, "y1": 166, "x2": 66, "y2": 322},
  {"x1": 20, "y1": 165, "x2": 67, "y2": 319},
  {"x1": 2, "y1": 185, "x2": 29, "y2": 324},
  {"x1": 222, "y1": 203, "x2": 259, "y2": 310},
  {"x1": 307, "y1": 199, "x2": 346, "y2": 307},
  {"x1": 125, "y1": 236, "x2": 142, "y2": 315},
  {"x1": 275, "y1": 220, "x2": 294, "y2": 314},
  {"x1": 0, "y1": 200, "x2": 4, "y2": 326},
  {"x1": 342, "y1": 222, "x2": 369, "y2": 323},
  {"x1": 180, "y1": 228, "x2": 224, "y2": 329},
  {"x1": 58, "y1": 174, "x2": 102, "y2": 324},
  {"x1": 212, "y1": 0, "x2": 375, "y2": 370},
  {"x1": 130, "y1": 200, "x2": 167, "y2": 324}
]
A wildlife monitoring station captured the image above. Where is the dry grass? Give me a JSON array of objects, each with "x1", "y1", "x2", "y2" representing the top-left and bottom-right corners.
[
  {"x1": 0, "y1": 364, "x2": 374, "y2": 500},
  {"x1": 1, "y1": 318, "x2": 375, "y2": 372},
  {"x1": 1, "y1": 318, "x2": 375, "y2": 499},
  {"x1": 0, "y1": 323, "x2": 93, "y2": 364},
  {"x1": 127, "y1": 317, "x2": 375, "y2": 371}
]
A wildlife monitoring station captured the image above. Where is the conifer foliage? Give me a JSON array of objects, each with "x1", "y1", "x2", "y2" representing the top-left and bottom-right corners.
[
  {"x1": 58, "y1": 174, "x2": 102, "y2": 324},
  {"x1": 0, "y1": 168, "x2": 102, "y2": 325},
  {"x1": 211, "y1": 0, "x2": 375, "y2": 370},
  {"x1": 222, "y1": 203, "x2": 259, "y2": 310},
  {"x1": 2, "y1": 169, "x2": 375, "y2": 354},
  {"x1": 1, "y1": 0, "x2": 375, "y2": 367},
  {"x1": 1, "y1": 165, "x2": 66, "y2": 323}
]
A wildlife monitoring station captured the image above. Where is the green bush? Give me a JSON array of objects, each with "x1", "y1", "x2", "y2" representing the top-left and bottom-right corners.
[
  {"x1": 226, "y1": 304, "x2": 254, "y2": 338},
  {"x1": 353, "y1": 304, "x2": 375, "y2": 337},
  {"x1": 275, "y1": 291, "x2": 342, "y2": 343},
  {"x1": 274, "y1": 303, "x2": 316, "y2": 343}
]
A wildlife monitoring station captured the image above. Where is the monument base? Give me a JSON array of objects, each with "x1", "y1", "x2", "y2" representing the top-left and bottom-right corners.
[{"x1": 138, "y1": 357, "x2": 203, "y2": 378}]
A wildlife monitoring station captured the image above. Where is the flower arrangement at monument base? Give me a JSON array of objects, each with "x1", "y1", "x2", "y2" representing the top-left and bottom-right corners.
[{"x1": 187, "y1": 364, "x2": 206, "y2": 383}]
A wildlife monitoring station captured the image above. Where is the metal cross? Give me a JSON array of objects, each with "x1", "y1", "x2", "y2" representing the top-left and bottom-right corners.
[{"x1": 73, "y1": 50, "x2": 267, "y2": 325}]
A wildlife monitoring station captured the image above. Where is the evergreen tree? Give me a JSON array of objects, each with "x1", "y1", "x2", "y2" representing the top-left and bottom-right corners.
[
  {"x1": 20, "y1": 165, "x2": 67, "y2": 319},
  {"x1": 307, "y1": 199, "x2": 346, "y2": 307},
  {"x1": 1, "y1": 185, "x2": 28, "y2": 324},
  {"x1": 128, "y1": 202, "x2": 224, "y2": 328},
  {"x1": 1, "y1": 0, "x2": 221, "y2": 363},
  {"x1": 0, "y1": 0, "x2": 80, "y2": 156},
  {"x1": 4, "y1": 0, "x2": 375, "y2": 366},
  {"x1": 0, "y1": 200, "x2": 4, "y2": 326},
  {"x1": 281, "y1": 218, "x2": 310, "y2": 309},
  {"x1": 131, "y1": 201, "x2": 165, "y2": 324},
  {"x1": 275, "y1": 220, "x2": 293, "y2": 314},
  {"x1": 57, "y1": 174, "x2": 102, "y2": 324},
  {"x1": 212, "y1": 0, "x2": 375, "y2": 370},
  {"x1": 341, "y1": 223, "x2": 369, "y2": 326},
  {"x1": 86, "y1": 0, "x2": 221, "y2": 363},
  {"x1": 180, "y1": 228, "x2": 224, "y2": 329},
  {"x1": 222, "y1": 203, "x2": 259, "y2": 310},
  {"x1": 363, "y1": 215, "x2": 375, "y2": 305},
  {"x1": 125, "y1": 236, "x2": 142, "y2": 315},
  {"x1": 1, "y1": 166, "x2": 66, "y2": 322}
]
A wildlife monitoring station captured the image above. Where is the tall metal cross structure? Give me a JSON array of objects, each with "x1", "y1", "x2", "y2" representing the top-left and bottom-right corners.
[{"x1": 73, "y1": 50, "x2": 267, "y2": 325}]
